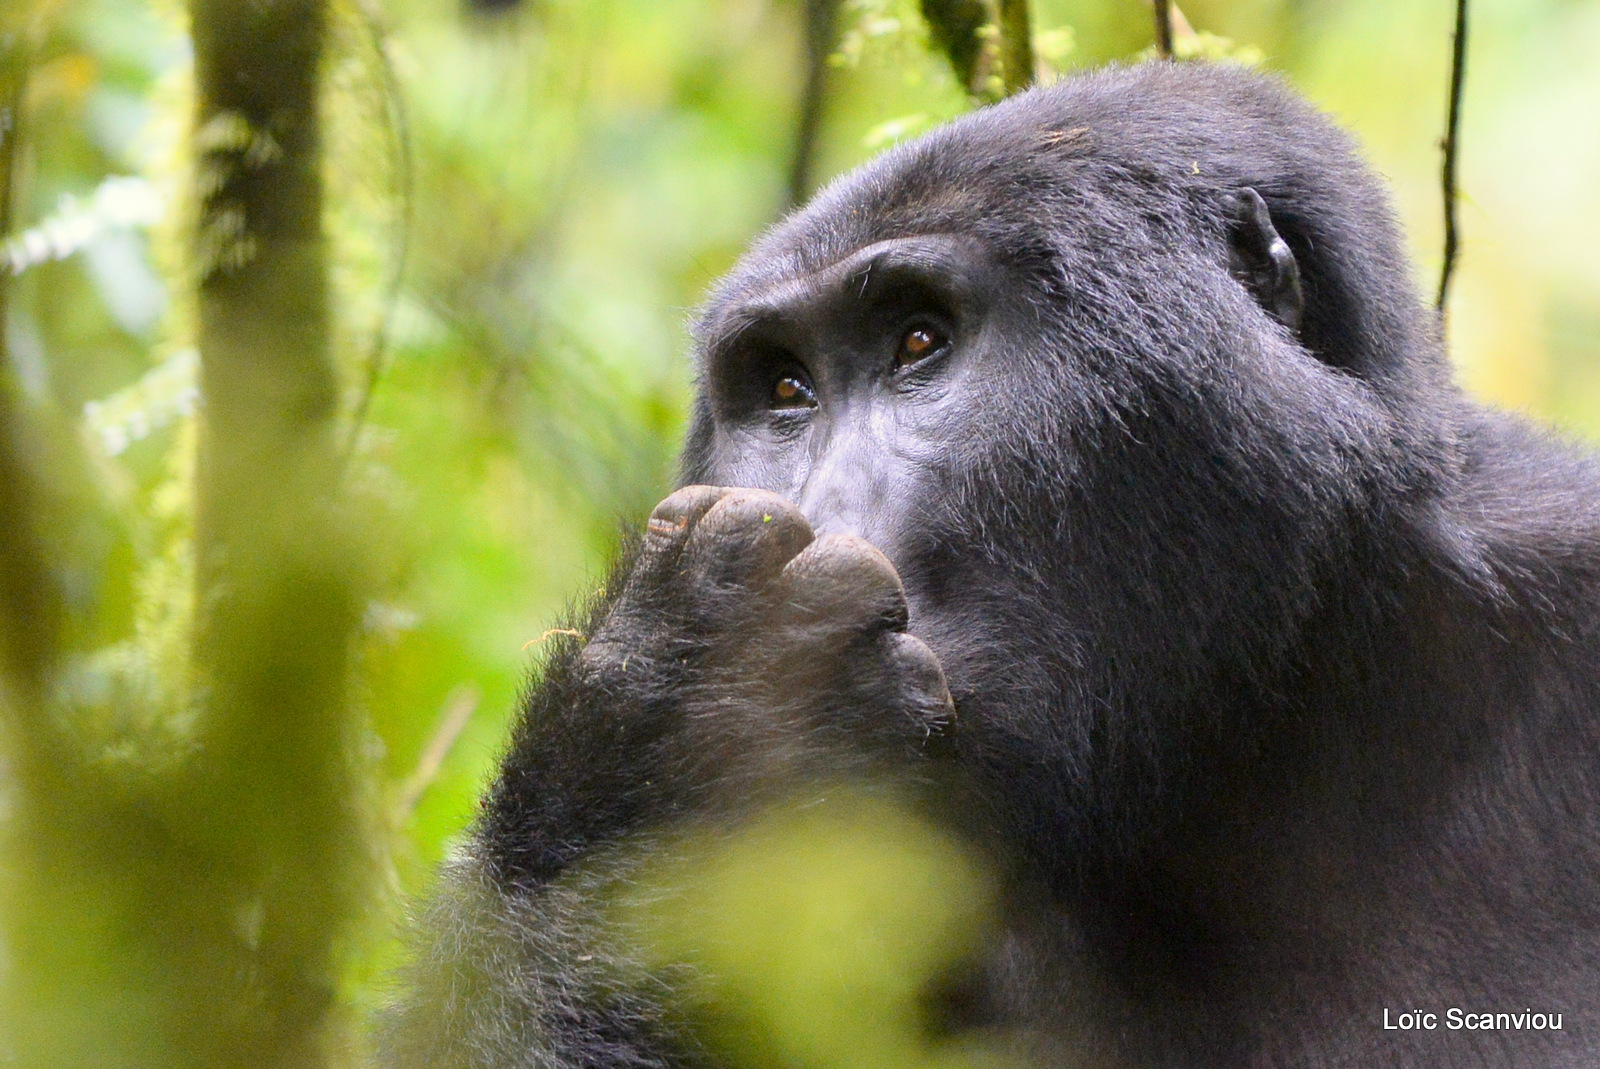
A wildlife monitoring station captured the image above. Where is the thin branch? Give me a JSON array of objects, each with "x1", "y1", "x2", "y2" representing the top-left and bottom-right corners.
[
  {"x1": 1154, "y1": 0, "x2": 1173, "y2": 58},
  {"x1": 395, "y1": 684, "x2": 480, "y2": 820},
  {"x1": 344, "y1": 0, "x2": 414, "y2": 459},
  {"x1": 787, "y1": 0, "x2": 838, "y2": 208},
  {"x1": 1437, "y1": 0, "x2": 1469, "y2": 312}
]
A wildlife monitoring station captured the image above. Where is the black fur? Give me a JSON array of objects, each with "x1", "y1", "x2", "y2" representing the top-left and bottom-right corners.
[{"x1": 383, "y1": 63, "x2": 1600, "y2": 1067}]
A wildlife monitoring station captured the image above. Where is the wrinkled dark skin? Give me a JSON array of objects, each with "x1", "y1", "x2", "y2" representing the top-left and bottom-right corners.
[{"x1": 383, "y1": 64, "x2": 1600, "y2": 1067}]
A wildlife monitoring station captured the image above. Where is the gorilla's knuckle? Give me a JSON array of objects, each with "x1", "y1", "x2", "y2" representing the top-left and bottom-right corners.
[{"x1": 572, "y1": 634, "x2": 634, "y2": 686}]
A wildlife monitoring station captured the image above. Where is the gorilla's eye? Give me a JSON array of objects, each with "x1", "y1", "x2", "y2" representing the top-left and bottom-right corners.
[
  {"x1": 897, "y1": 323, "x2": 950, "y2": 367},
  {"x1": 770, "y1": 371, "x2": 817, "y2": 410}
]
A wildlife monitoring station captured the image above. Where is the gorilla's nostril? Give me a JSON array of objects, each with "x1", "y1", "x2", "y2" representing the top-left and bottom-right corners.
[{"x1": 805, "y1": 515, "x2": 847, "y2": 539}]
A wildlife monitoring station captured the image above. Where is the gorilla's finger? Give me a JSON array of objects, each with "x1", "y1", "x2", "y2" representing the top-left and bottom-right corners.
[
  {"x1": 620, "y1": 485, "x2": 735, "y2": 595},
  {"x1": 776, "y1": 534, "x2": 909, "y2": 636},
  {"x1": 680, "y1": 490, "x2": 814, "y2": 595},
  {"x1": 882, "y1": 631, "x2": 955, "y2": 730},
  {"x1": 644, "y1": 485, "x2": 733, "y2": 554}
]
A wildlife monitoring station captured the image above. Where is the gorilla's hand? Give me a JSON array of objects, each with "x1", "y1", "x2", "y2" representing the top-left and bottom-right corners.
[
  {"x1": 583, "y1": 485, "x2": 953, "y2": 757},
  {"x1": 483, "y1": 485, "x2": 953, "y2": 885}
]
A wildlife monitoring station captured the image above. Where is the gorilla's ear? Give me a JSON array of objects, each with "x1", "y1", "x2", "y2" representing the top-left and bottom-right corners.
[{"x1": 1227, "y1": 187, "x2": 1304, "y2": 334}]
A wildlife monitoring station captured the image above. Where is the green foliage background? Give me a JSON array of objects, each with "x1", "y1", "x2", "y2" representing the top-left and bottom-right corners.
[{"x1": 0, "y1": 0, "x2": 1597, "y2": 1065}]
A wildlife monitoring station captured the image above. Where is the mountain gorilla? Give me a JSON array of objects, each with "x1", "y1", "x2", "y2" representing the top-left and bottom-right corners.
[{"x1": 383, "y1": 63, "x2": 1600, "y2": 1067}]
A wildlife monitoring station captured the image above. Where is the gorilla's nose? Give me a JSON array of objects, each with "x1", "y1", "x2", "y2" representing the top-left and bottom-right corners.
[
  {"x1": 797, "y1": 484, "x2": 890, "y2": 556},
  {"x1": 797, "y1": 498, "x2": 857, "y2": 541},
  {"x1": 797, "y1": 479, "x2": 847, "y2": 529},
  {"x1": 796, "y1": 434, "x2": 901, "y2": 553}
]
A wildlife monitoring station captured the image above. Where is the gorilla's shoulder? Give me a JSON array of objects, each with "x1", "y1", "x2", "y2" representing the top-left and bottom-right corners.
[{"x1": 1454, "y1": 407, "x2": 1600, "y2": 584}]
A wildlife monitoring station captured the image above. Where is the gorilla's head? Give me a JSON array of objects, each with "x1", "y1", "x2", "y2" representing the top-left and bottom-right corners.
[{"x1": 680, "y1": 63, "x2": 1458, "y2": 850}]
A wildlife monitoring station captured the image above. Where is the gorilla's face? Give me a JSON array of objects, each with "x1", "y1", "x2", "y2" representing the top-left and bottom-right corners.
[
  {"x1": 689, "y1": 233, "x2": 1017, "y2": 592},
  {"x1": 686, "y1": 199, "x2": 1306, "y2": 716},
  {"x1": 680, "y1": 79, "x2": 1434, "y2": 744}
]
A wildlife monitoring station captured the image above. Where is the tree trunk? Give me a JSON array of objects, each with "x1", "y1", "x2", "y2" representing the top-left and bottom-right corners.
[
  {"x1": 186, "y1": 0, "x2": 370, "y2": 1065},
  {"x1": 1, "y1": 1, "x2": 373, "y2": 1065}
]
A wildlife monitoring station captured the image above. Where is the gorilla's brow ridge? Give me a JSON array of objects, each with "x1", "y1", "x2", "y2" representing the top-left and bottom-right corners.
[{"x1": 706, "y1": 233, "x2": 989, "y2": 344}]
